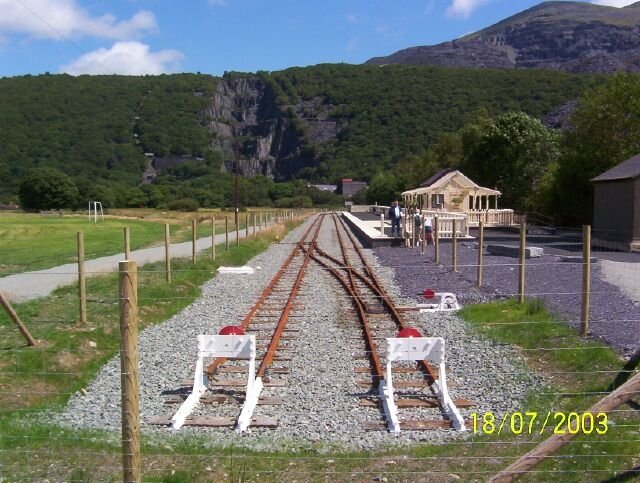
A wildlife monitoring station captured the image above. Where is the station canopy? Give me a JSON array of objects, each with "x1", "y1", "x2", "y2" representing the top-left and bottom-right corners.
[{"x1": 402, "y1": 169, "x2": 501, "y2": 199}]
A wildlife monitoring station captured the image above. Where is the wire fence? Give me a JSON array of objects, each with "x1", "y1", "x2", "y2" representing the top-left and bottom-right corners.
[{"x1": 0, "y1": 212, "x2": 638, "y2": 481}]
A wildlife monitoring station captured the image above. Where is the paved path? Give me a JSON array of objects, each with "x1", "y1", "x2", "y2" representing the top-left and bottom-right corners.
[
  {"x1": 600, "y1": 259, "x2": 640, "y2": 304},
  {"x1": 0, "y1": 227, "x2": 261, "y2": 302}
]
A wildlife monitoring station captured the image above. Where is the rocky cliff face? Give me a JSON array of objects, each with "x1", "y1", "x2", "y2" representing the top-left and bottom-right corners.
[
  {"x1": 366, "y1": 1, "x2": 640, "y2": 73},
  {"x1": 206, "y1": 77, "x2": 309, "y2": 180}
]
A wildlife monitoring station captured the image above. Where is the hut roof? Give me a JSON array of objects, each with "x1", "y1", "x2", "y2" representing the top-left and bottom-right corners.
[
  {"x1": 403, "y1": 169, "x2": 500, "y2": 197},
  {"x1": 419, "y1": 168, "x2": 456, "y2": 188},
  {"x1": 591, "y1": 154, "x2": 640, "y2": 182}
]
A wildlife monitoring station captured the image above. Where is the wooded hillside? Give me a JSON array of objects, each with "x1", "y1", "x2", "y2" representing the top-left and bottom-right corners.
[{"x1": 0, "y1": 65, "x2": 597, "y2": 210}]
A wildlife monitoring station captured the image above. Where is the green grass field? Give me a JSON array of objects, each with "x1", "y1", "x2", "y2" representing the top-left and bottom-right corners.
[{"x1": 0, "y1": 211, "x2": 255, "y2": 275}]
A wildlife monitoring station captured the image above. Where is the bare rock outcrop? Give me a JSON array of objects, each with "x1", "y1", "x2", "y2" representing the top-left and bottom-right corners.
[
  {"x1": 205, "y1": 77, "x2": 309, "y2": 180},
  {"x1": 366, "y1": 1, "x2": 640, "y2": 73}
]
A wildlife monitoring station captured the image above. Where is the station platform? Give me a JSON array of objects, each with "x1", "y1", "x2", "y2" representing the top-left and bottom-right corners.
[{"x1": 340, "y1": 211, "x2": 404, "y2": 248}]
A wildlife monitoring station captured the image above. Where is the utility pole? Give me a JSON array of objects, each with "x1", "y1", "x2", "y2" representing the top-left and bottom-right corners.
[{"x1": 234, "y1": 140, "x2": 240, "y2": 233}]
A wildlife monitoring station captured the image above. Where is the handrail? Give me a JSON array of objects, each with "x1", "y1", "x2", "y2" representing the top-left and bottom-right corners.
[{"x1": 523, "y1": 211, "x2": 556, "y2": 227}]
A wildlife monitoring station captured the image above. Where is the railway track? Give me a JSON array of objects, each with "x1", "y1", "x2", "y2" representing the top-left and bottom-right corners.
[
  {"x1": 151, "y1": 213, "x2": 471, "y2": 432},
  {"x1": 307, "y1": 214, "x2": 471, "y2": 431}
]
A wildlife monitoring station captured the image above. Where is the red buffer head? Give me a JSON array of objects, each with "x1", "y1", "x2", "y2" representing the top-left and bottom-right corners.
[
  {"x1": 219, "y1": 325, "x2": 245, "y2": 335},
  {"x1": 397, "y1": 327, "x2": 422, "y2": 338},
  {"x1": 422, "y1": 289, "x2": 436, "y2": 300}
]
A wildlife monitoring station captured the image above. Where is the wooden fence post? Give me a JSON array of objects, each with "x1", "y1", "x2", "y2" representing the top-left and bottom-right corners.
[
  {"x1": 518, "y1": 221, "x2": 526, "y2": 304},
  {"x1": 403, "y1": 208, "x2": 408, "y2": 247},
  {"x1": 164, "y1": 224, "x2": 171, "y2": 283},
  {"x1": 235, "y1": 214, "x2": 240, "y2": 247},
  {"x1": 252, "y1": 213, "x2": 256, "y2": 237},
  {"x1": 77, "y1": 231, "x2": 87, "y2": 324},
  {"x1": 581, "y1": 225, "x2": 591, "y2": 336},
  {"x1": 434, "y1": 216, "x2": 440, "y2": 264},
  {"x1": 490, "y1": 371, "x2": 640, "y2": 483},
  {"x1": 245, "y1": 213, "x2": 249, "y2": 239},
  {"x1": 119, "y1": 260, "x2": 140, "y2": 483},
  {"x1": 211, "y1": 217, "x2": 216, "y2": 259},
  {"x1": 421, "y1": 216, "x2": 426, "y2": 255},
  {"x1": 0, "y1": 292, "x2": 36, "y2": 346},
  {"x1": 225, "y1": 216, "x2": 229, "y2": 250},
  {"x1": 124, "y1": 227, "x2": 131, "y2": 260},
  {"x1": 412, "y1": 210, "x2": 417, "y2": 248},
  {"x1": 477, "y1": 221, "x2": 484, "y2": 287},
  {"x1": 380, "y1": 214, "x2": 385, "y2": 236},
  {"x1": 452, "y1": 219, "x2": 458, "y2": 272},
  {"x1": 191, "y1": 219, "x2": 197, "y2": 264}
]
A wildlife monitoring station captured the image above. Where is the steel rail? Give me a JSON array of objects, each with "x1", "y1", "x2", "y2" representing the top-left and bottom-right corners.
[
  {"x1": 336, "y1": 214, "x2": 439, "y2": 383},
  {"x1": 206, "y1": 214, "x2": 324, "y2": 377},
  {"x1": 329, "y1": 214, "x2": 438, "y2": 384},
  {"x1": 327, "y1": 214, "x2": 403, "y2": 379},
  {"x1": 305, "y1": 249, "x2": 385, "y2": 376},
  {"x1": 255, "y1": 214, "x2": 325, "y2": 377}
]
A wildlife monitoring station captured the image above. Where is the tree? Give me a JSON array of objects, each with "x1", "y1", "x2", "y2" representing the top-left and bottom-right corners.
[
  {"x1": 18, "y1": 167, "x2": 80, "y2": 210},
  {"x1": 366, "y1": 172, "x2": 401, "y2": 205},
  {"x1": 460, "y1": 111, "x2": 559, "y2": 211},
  {"x1": 125, "y1": 187, "x2": 148, "y2": 207},
  {"x1": 553, "y1": 74, "x2": 640, "y2": 224}
]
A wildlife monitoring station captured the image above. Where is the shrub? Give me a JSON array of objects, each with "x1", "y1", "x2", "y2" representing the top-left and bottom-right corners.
[
  {"x1": 167, "y1": 198, "x2": 200, "y2": 212},
  {"x1": 274, "y1": 197, "x2": 294, "y2": 208}
]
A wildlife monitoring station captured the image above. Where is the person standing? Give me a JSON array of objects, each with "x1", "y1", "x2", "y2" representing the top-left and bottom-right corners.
[
  {"x1": 414, "y1": 209, "x2": 424, "y2": 246},
  {"x1": 424, "y1": 216, "x2": 434, "y2": 245},
  {"x1": 388, "y1": 200, "x2": 402, "y2": 237}
]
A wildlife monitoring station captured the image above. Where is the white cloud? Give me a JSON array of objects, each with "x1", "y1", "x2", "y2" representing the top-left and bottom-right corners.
[
  {"x1": 61, "y1": 41, "x2": 183, "y2": 75},
  {"x1": 446, "y1": 0, "x2": 489, "y2": 18},
  {"x1": 591, "y1": 0, "x2": 638, "y2": 6},
  {"x1": 0, "y1": 0, "x2": 156, "y2": 40}
]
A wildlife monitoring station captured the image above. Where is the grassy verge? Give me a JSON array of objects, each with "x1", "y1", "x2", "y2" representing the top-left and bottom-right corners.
[
  {"x1": 1, "y1": 252, "x2": 638, "y2": 481},
  {"x1": 458, "y1": 299, "x2": 640, "y2": 481},
  {"x1": 0, "y1": 211, "x2": 253, "y2": 275},
  {"x1": 1, "y1": 218, "x2": 302, "y2": 480}
]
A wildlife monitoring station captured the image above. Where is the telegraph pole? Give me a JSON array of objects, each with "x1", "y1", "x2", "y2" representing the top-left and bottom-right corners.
[{"x1": 234, "y1": 140, "x2": 240, "y2": 233}]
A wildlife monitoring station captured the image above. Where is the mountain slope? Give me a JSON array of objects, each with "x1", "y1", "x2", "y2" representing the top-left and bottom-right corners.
[
  {"x1": 269, "y1": 64, "x2": 593, "y2": 181},
  {"x1": 0, "y1": 65, "x2": 594, "y2": 205},
  {"x1": 366, "y1": 1, "x2": 640, "y2": 73}
]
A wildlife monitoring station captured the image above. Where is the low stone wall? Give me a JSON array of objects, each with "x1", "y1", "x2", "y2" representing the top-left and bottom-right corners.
[
  {"x1": 341, "y1": 211, "x2": 402, "y2": 248},
  {"x1": 348, "y1": 205, "x2": 370, "y2": 213},
  {"x1": 486, "y1": 244, "x2": 543, "y2": 259}
]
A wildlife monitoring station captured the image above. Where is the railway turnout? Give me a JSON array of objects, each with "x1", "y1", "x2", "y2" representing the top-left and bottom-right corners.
[{"x1": 152, "y1": 213, "x2": 471, "y2": 433}]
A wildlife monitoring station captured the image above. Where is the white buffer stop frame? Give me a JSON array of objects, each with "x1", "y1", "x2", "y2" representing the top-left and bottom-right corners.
[
  {"x1": 380, "y1": 336, "x2": 466, "y2": 432},
  {"x1": 171, "y1": 334, "x2": 263, "y2": 433},
  {"x1": 417, "y1": 291, "x2": 460, "y2": 312}
]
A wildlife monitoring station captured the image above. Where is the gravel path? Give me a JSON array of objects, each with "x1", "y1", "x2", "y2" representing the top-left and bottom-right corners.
[
  {"x1": 373, "y1": 241, "x2": 640, "y2": 355},
  {"x1": 48, "y1": 215, "x2": 539, "y2": 452},
  {"x1": 600, "y1": 259, "x2": 640, "y2": 304},
  {"x1": 0, "y1": 226, "x2": 258, "y2": 302}
]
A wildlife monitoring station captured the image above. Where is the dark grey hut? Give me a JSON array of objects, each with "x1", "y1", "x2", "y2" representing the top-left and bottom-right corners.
[{"x1": 590, "y1": 154, "x2": 640, "y2": 251}]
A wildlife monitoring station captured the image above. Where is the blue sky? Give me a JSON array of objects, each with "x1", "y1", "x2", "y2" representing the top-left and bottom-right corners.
[{"x1": 0, "y1": 0, "x2": 635, "y2": 77}]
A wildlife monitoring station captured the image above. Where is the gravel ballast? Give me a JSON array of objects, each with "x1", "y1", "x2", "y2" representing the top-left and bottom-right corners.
[
  {"x1": 373, "y1": 240, "x2": 640, "y2": 354},
  {"x1": 50, "y1": 215, "x2": 540, "y2": 452}
]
